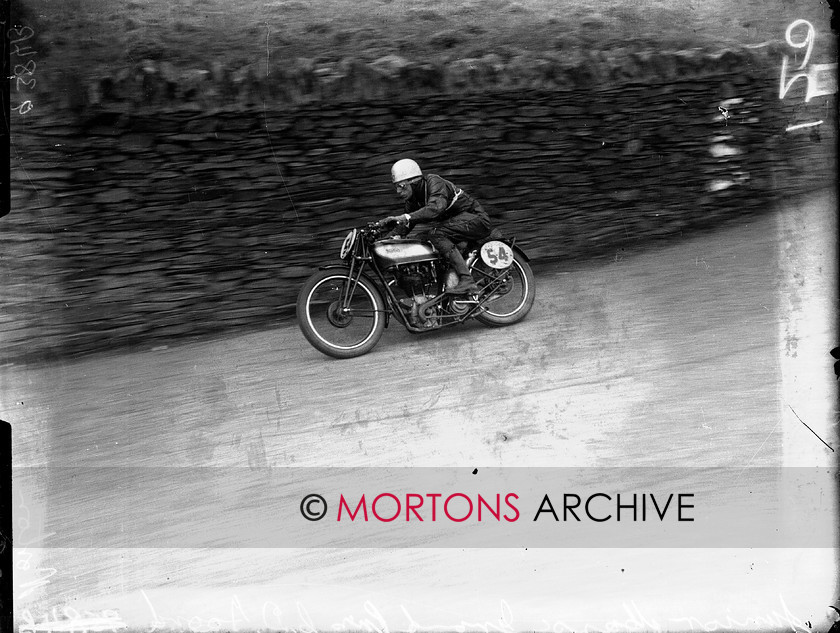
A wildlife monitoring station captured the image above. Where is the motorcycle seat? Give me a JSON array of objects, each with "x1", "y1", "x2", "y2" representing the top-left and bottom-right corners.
[{"x1": 457, "y1": 228, "x2": 507, "y2": 253}]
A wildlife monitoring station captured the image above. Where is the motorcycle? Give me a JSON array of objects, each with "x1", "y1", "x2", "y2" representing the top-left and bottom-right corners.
[{"x1": 296, "y1": 220, "x2": 536, "y2": 358}]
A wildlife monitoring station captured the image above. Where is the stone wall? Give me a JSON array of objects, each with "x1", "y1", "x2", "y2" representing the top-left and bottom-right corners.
[{"x1": 4, "y1": 46, "x2": 836, "y2": 362}]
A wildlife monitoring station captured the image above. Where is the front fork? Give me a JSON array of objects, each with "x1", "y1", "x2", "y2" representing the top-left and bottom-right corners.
[{"x1": 339, "y1": 256, "x2": 366, "y2": 309}]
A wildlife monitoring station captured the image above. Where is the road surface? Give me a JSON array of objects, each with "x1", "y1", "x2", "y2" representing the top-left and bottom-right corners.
[{"x1": 3, "y1": 190, "x2": 837, "y2": 631}]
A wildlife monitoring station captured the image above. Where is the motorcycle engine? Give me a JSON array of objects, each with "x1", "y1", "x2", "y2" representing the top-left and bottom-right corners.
[
  {"x1": 393, "y1": 263, "x2": 441, "y2": 327},
  {"x1": 396, "y1": 263, "x2": 436, "y2": 300}
]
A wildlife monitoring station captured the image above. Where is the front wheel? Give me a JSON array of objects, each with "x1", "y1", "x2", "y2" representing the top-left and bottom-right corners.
[
  {"x1": 296, "y1": 269, "x2": 386, "y2": 358},
  {"x1": 472, "y1": 252, "x2": 536, "y2": 327}
]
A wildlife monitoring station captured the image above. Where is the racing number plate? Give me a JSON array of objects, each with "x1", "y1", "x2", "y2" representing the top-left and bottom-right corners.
[
  {"x1": 480, "y1": 240, "x2": 514, "y2": 269},
  {"x1": 340, "y1": 229, "x2": 357, "y2": 259}
]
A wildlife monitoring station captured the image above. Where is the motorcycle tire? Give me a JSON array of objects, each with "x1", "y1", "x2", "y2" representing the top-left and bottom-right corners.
[
  {"x1": 296, "y1": 269, "x2": 386, "y2": 359},
  {"x1": 473, "y1": 252, "x2": 536, "y2": 327}
]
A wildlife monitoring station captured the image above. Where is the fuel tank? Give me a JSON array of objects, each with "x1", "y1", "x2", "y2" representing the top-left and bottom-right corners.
[{"x1": 372, "y1": 239, "x2": 437, "y2": 268}]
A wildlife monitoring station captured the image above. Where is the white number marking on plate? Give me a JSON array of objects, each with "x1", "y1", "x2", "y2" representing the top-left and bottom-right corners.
[
  {"x1": 480, "y1": 241, "x2": 513, "y2": 269},
  {"x1": 340, "y1": 229, "x2": 357, "y2": 259}
]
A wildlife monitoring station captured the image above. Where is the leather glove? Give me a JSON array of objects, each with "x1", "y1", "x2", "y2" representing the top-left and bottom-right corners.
[{"x1": 383, "y1": 214, "x2": 411, "y2": 226}]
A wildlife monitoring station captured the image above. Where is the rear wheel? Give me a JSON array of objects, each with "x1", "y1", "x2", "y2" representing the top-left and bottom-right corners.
[
  {"x1": 472, "y1": 252, "x2": 535, "y2": 326},
  {"x1": 296, "y1": 269, "x2": 386, "y2": 358}
]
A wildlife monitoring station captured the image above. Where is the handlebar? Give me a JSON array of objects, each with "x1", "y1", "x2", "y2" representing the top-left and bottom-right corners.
[
  {"x1": 351, "y1": 218, "x2": 401, "y2": 242},
  {"x1": 358, "y1": 221, "x2": 390, "y2": 240}
]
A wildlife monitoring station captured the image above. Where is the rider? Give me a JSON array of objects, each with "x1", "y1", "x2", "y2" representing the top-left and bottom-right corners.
[{"x1": 384, "y1": 158, "x2": 492, "y2": 294}]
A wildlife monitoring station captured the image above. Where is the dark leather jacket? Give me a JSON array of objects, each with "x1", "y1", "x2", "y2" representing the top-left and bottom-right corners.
[{"x1": 403, "y1": 174, "x2": 487, "y2": 223}]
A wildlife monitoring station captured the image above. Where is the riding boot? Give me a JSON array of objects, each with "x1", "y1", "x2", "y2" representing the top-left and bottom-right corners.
[{"x1": 445, "y1": 249, "x2": 479, "y2": 294}]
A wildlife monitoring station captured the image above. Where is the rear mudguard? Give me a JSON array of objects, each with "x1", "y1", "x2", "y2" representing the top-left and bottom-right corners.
[
  {"x1": 479, "y1": 233, "x2": 530, "y2": 263},
  {"x1": 478, "y1": 239, "x2": 530, "y2": 263},
  {"x1": 510, "y1": 243, "x2": 530, "y2": 262}
]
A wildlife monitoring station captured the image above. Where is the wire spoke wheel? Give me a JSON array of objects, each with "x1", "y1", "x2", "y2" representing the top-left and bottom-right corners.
[
  {"x1": 297, "y1": 270, "x2": 386, "y2": 358},
  {"x1": 473, "y1": 253, "x2": 535, "y2": 326}
]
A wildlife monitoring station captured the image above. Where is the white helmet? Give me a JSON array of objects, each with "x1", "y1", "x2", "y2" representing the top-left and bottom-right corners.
[{"x1": 391, "y1": 158, "x2": 422, "y2": 183}]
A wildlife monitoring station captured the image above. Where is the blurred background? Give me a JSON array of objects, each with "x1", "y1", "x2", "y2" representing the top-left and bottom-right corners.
[{"x1": 4, "y1": 0, "x2": 836, "y2": 361}]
